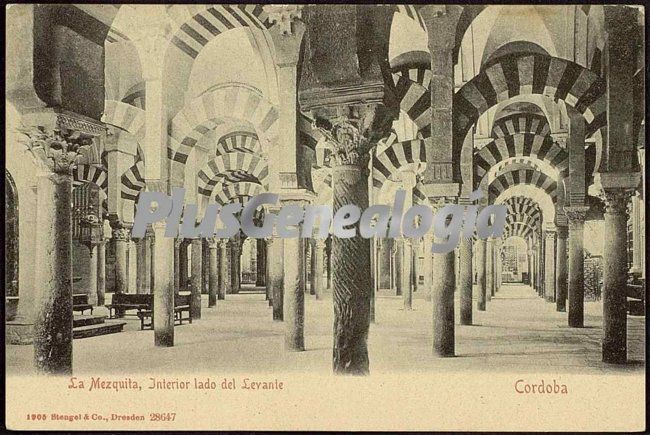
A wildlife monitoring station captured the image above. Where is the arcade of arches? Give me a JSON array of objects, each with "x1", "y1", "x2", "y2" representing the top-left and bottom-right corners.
[{"x1": 4, "y1": 4, "x2": 646, "y2": 375}]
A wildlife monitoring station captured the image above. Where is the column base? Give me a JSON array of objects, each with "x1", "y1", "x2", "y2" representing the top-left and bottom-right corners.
[
  {"x1": 602, "y1": 345, "x2": 627, "y2": 364},
  {"x1": 6, "y1": 321, "x2": 34, "y2": 345}
]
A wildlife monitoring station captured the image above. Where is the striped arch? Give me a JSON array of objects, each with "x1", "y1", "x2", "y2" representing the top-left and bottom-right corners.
[
  {"x1": 169, "y1": 85, "x2": 279, "y2": 182},
  {"x1": 213, "y1": 181, "x2": 265, "y2": 206},
  {"x1": 505, "y1": 211, "x2": 541, "y2": 232},
  {"x1": 502, "y1": 196, "x2": 543, "y2": 225},
  {"x1": 491, "y1": 113, "x2": 551, "y2": 138},
  {"x1": 491, "y1": 157, "x2": 549, "y2": 182},
  {"x1": 503, "y1": 221, "x2": 536, "y2": 240},
  {"x1": 102, "y1": 100, "x2": 146, "y2": 141},
  {"x1": 73, "y1": 165, "x2": 108, "y2": 199},
  {"x1": 413, "y1": 180, "x2": 427, "y2": 204},
  {"x1": 120, "y1": 151, "x2": 145, "y2": 202},
  {"x1": 167, "y1": 4, "x2": 271, "y2": 59},
  {"x1": 197, "y1": 152, "x2": 268, "y2": 198},
  {"x1": 389, "y1": 65, "x2": 432, "y2": 138},
  {"x1": 216, "y1": 132, "x2": 263, "y2": 157},
  {"x1": 454, "y1": 53, "x2": 606, "y2": 174},
  {"x1": 474, "y1": 132, "x2": 568, "y2": 185},
  {"x1": 488, "y1": 168, "x2": 558, "y2": 203},
  {"x1": 372, "y1": 139, "x2": 426, "y2": 189}
]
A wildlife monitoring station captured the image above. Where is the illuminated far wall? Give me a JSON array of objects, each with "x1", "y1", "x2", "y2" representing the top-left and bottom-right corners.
[{"x1": 501, "y1": 236, "x2": 529, "y2": 283}]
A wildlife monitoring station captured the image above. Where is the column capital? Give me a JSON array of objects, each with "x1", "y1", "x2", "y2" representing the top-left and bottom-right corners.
[
  {"x1": 418, "y1": 5, "x2": 463, "y2": 52},
  {"x1": 207, "y1": 237, "x2": 219, "y2": 249},
  {"x1": 314, "y1": 104, "x2": 390, "y2": 168},
  {"x1": 19, "y1": 120, "x2": 99, "y2": 175},
  {"x1": 128, "y1": 6, "x2": 173, "y2": 81},
  {"x1": 602, "y1": 189, "x2": 635, "y2": 216},
  {"x1": 112, "y1": 227, "x2": 132, "y2": 242},
  {"x1": 174, "y1": 238, "x2": 184, "y2": 249},
  {"x1": 264, "y1": 4, "x2": 305, "y2": 67},
  {"x1": 564, "y1": 205, "x2": 590, "y2": 228}
]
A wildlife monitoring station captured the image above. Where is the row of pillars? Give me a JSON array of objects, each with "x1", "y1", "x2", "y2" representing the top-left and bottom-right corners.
[{"x1": 29, "y1": 164, "x2": 639, "y2": 374}]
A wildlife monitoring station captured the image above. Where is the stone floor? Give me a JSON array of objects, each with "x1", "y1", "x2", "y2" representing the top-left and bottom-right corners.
[{"x1": 5, "y1": 284, "x2": 645, "y2": 375}]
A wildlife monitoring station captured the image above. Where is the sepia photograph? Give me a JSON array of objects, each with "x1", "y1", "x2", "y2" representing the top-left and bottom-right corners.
[{"x1": 4, "y1": 3, "x2": 647, "y2": 431}]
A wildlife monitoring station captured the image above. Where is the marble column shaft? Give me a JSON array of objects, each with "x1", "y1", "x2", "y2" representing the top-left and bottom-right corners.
[
  {"x1": 544, "y1": 231, "x2": 556, "y2": 302},
  {"x1": 97, "y1": 241, "x2": 106, "y2": 306},
  {"x1": 208, "y1": 239, "x2": 218, "y2": 307},
  {"x1": 486, "y1": 239, "x2": 494, "y2": 302},
  {"x1": 33, "y1": 171, "x2": 73, "y2": 374},
  {"x1": 601, "y1": 191, "x2": 633, "y2": 363},
  {"x1": 217, "y1": 240, "x2": 228, "y2": 300},
  {"x1": 476, "y1": 239, "x2": 487, "y2": 311},
  {"x1": 555, "y1": 226, "x2": 569, "y2": 312},
  {"x1": 190, "y1": 239, "x2": 202, "y2": 320},
  {"x1": 459, "y1": 236, "x2": 473, "y2": 325},
  {"x1": 153, "y1": 223, "x2": 174, "y2": 347}
]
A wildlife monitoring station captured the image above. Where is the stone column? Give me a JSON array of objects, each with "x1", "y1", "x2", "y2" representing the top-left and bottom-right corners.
[
  {"x1": 207, "y1": 238, "x2": 219, "y2": 307},
  {"x1": 112, "y1": 224, "x2": 131, "y2": 295},
  {"x1": 179, "y1": 240, "x2": 188, "y2": 289},
  {"x1": 202, "y1": 240, "x2": 209, "y2": 295},
  {"x1": 313, "y1": 239, "x2": 326, "y2": 300},
  {"x1": 23, "y1": 122, "x2": 98, "y2": 374},
  {"x1": 190, "y1": 238, "x2": 202, "y2": 320},
  {"x1": 173, "y1": 239, "x2": 182, "y2": 294},
  {"x1": 370, "y1": 237, "x2": 378, "y2": 322},
  {"x1": 230, "y1": 235, "x2": 241, "y2": 294},
  {"x1": 422, "y1": 235, "x2": 433, "y2": 302},
  {"x1": 33, "y1": 167, "x2": 74, "y2": 373},
  {"x1": 267, "y1": 234, "x2": 284, "y2": 321},
  {"x1": 486, "y1": 238, "x2": 494, "y2": 302},
  {"x1": 379, "y1": 238, "x2": 392, "y2": 289},
  {"x1": 400, "y1": 170, "x2": 416, "y2": 310},
  {"x1": 601, "y1": 187, "x2": 636, "y2": 362},
  {"x1": 476, "y1": 239, "x2": 487, "y2": 311},
  {"x1": 312, "y1": 106, "x2": 378, "y2": 374},
  {"x1": 535, "y1": 240, "x2": 546, "y2": 298},
  {"x1": 431, "y1": 198, "x2": 458, "y2": 357},
  {"x1": 87, "y1": 243, "x2": 99, "y2": 305},
  {"x1": 419, "y1": 5, "x2": 462, "y2": 358},
  {"x1": 459, "y1": 235, "x2": 473, "y2": 325},
  {"x1": 135, "y1": 238, "x2": 146, "y2": 294},
  {"x1": 309, "y1": 239, "x2": 317, "y2": 296},
  {"x1": 256, "y1": 238, "x2": 266, "y2": 288},
  {"x1": 144, "y1": 226, "x2": 154, "y2": 293},
  {"x1": 152, "y1": 221, "x2": 174, "y2": 347},
  {"x1": 566, "y1": 207, "x2": 587, "y2": 326},
  {"x1": 527, "y1": 247, "x2": 534, "y2": 289},
  {"x1": 217, "y1": 240, "x2": 228, "y2": 300},
  {"x1": 544, "y1": 229, "x2": 556, "y2": 302},
  {"x1": 555, "y1": 226, "x2": 569, "y2": 312},
  {"x1": 280, "y1": 194, "x2": 312, "y2": 351},
  {"x1": 394, "y1": 239, "x2": 403, "y2": 296},
  {"x1": 402, "y1": 239, "x2": 414, "y2": 310},
  {"x1": 97, "y1": 240, "x2": 106, "y2": 306},
  {"x1": 412, "y1": 239, "x2": 420, "y2": 294}
]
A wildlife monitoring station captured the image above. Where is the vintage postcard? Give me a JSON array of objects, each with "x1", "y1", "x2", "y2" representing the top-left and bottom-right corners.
[{"x1": 4, "y1": 3, "x2": 646, "y2": 431}]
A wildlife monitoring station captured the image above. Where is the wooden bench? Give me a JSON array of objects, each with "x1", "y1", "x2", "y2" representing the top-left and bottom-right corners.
[
  {"x1": 137, "y1": 293, "x2": 193, "y2": 330},
  {"x1": 73, "y1": 294, "x2": 93, "y2": 315},
  {"x1": 106, "y1": 293, "x2": 152, "y2": 319}
]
